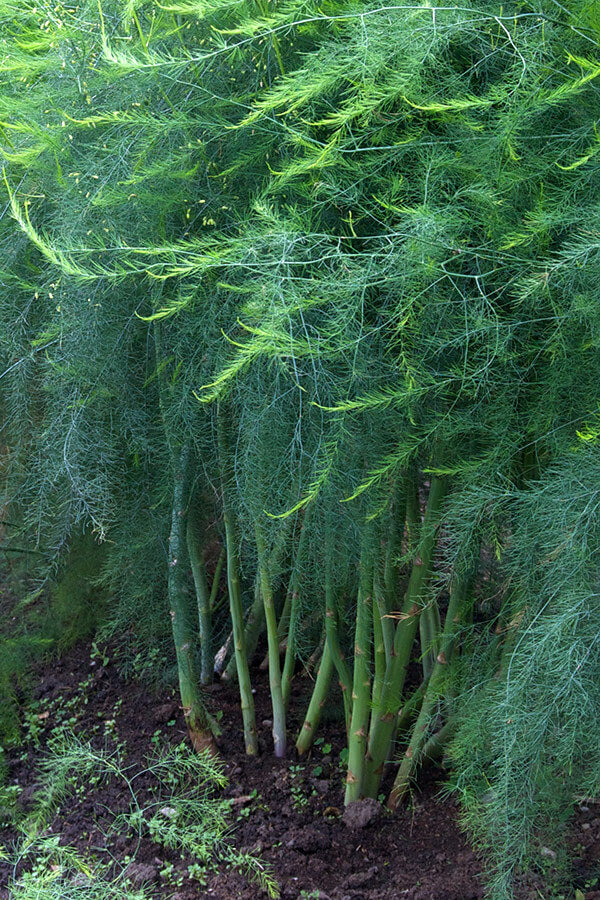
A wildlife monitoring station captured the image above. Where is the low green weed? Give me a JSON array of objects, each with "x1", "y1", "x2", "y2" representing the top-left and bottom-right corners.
[
  {"x1": 6, "y1": 836, "x2": 150, "y2": 900},
  {"x1": 19, "y1": 732, "x2": 279, "y2": 898},
  {"x1": 0, "y1": 782, "x2": 22, "y2": 825}
]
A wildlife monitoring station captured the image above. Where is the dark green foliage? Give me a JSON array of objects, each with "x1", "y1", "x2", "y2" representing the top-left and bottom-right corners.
[
  {"x1": 0, "y1": 532, "x2": 106, "y2": 747},
  {"x1": 45, "y1": 533, "x2": 107, "y2": 647},
  {"x1": 449, "y1": 447, "x2": 600, "y2": 897}
]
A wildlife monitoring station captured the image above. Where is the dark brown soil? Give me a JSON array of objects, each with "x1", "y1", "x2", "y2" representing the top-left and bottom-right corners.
[{"x1": 1, "y1": 641, "x2": 599, "y2": 900}]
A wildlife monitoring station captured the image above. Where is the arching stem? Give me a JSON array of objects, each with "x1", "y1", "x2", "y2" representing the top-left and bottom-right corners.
[
  {"x1": 362, "y1": 476, "x2": 447, "y2": 799},
  {"x1": 256, "y1": 521, "x2": 287, "y2": 757},
  {"x1": 217, "y1": 405, "x2": 258, "y2": 756}
]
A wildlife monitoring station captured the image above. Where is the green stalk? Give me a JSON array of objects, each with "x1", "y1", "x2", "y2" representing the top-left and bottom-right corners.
[
  {"x1": 217, "y1": 407, "x2": 258, "y2": 756},
  {"x1": 154, "y1": 324, "x2": 216, "y2": 753},
  {"x1": 209, "y1": 547, "x2": 226, "y2": 613},
  {"x1": 221, "y1": 572, "x2": 264, "y2": 682},
  {"x1": 421, "y1": 718, "x2": 455, "y2": 762},
  {"x1": 256, "y1": 521, "x2": 287, "y2": 757},
  {"x1": 223, "y1": 508, "x2": 258, "y2": 755},
  {"x1": 345, "y1": 530, "x2": 374, "y2": 805},
  {"x1": 387, "y1": 567, "x2": 468, "y2": 809},
  {"x1": 406, "y1": 472, "x2": 422, "y2": 553},
  {"x1": 407, "y1": 474, "x2": 438, "y2": 679},
  {"x1": 362, "y1": 476, "x2": 447, "y2": 799},
  {"x1": 377, "y1": 490, "x2": 407, "y2": 673},
  {"x1": 186, "y1": 501, "x2": 213, "y2": 685},
  {"x1": 372, "y1": 559, "x2": 387, "y2": 714},
  {"x1": 325, "y1": 603, "x2": 352, "y2": 734},
  {"x1": 281, "y1": 584, "x2": 299, "y2": 710},
  {"x1": 324, "y1": 536, "x2": 353, "y2": 733},
  {"x1": 281, "y1": 515, "x2": 310, "y2": 707},
  {"x1": 420, "y1": 600, "x2": 440, "y2": 680},
  {"x1": 377, "y1": 564, "x2": 395, "y2": 665},
  {"x1": 168, "y1": 446, "x2": 217, "y2": 754},
  {"x1": 383, "y1": 481, "x2": 406, "y2": 603},
  {"x1": 405, "y1": 470, "x2": 421, "y2": 552},
  {"x1": 395, "y1": 679, "x2": 428, "y2": 734},
  {"x1": 307, "y1": 627, "x2": 326, "y2": 674},
  {"x1": 276, "y1": 589, "x2": 292, "y2": 642},
  {"x1": 224, "y1": 518, "x2": 293, "y2": 679},
  {"x1": 296, "y1": 642, "x2": 334, "y2": 755},
  {"x1": 258, "y1": 518, "x2": 296, "y2": 670}
]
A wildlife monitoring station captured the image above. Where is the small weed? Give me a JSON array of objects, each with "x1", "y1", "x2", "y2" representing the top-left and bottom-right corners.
[
  {"x1": 159, "y1": 862, "x2": 184, "y2": 887},
  {"x1": 337, "y1": 746, "x2": 349, "y2": 788},
  {"x1": 21, "y1": 707, "x2": 45, "y2": 749},
  {"x1": 314, "y1": 738, "x2": 332, "y2": 755},
  {"x1": 0, "y1": 783, "x2": 22, "y2": 824},
  {"x1": 126, "y1": 648, "x2": 168, "y2": 683},
  {"x1": 289, "y1": 765, "x2": 312, "y2": 811},
  {"x1": 235, "y1": 788, "x2": 259, "y2": 821},
  {"x1": 90, "y1": 642, "x2": 111, "y2": 668},
  {"x1": 187, "y1": 862, "x2": 209, "y2": 886},
  {"x1": 5, "y1": 835, "x2": 150, "y2": 899},
  {"x1": 20, "y1": 733, "x2": 279, "y2": 898}
]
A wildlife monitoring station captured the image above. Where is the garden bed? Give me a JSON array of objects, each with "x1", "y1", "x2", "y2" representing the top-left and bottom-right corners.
[{"x1": 1, "y1": 640, "x2": 598, "y2": 900}]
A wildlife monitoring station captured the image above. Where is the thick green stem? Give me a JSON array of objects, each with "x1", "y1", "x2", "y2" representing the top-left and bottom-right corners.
[
  {"x1": 282, "y1": 511, "x2": 313, "y2": 707},
  {"x1": 281, "y1": 586, "x2": 299, "y2": 710},
  {"x1": 221, "y1": 573, "x2": 264, "y2": 682},
  {"x1": 307, "y1": 627, "x2": 326, "y2": 673},
  {"x1": 325, "y1": 604, "x2": 352, "y2": 734},
  {"x1": 420, "y1": 600, "x2": 441, "y2": 680},
  {"x1": 377, "y1": 490, "x2": 407, "y2": 673},
  {"x1": 281, "y1": 559, "x2": 302, "y2": 709},
  {"x1": 362, "y1": 476, "x2": 447, "y2": 798},
  {"x1": 383, "y1": 481, "x2": 406, "y2": 604},
  {"x1": 324, "y1": 536, "x2": 352, "y2": 733},
  {"x1": 256, "y1": 522, "x2": 287, "y2": 757},
  {"x1": 224, "y1": 518, "x2": 292, "y2": 679},
  {"x1": 422, "y1": 718, "x2": 455, "y2": 762},
  {"x1": 168, "y1": 446, "x2": 217, "y2": 754},
  {"x1": 345, "y1": 532, "x2": 374, "y2": 805},
  {"x1": 277, "y1": 590, "x2": 292, "y2": 641},
  {"x1": 154, "y1": 323, "x2": 216, "y2": 754},
  {"x1": 259, "y1": 520, "x2": 295, "y2": 670},
  {"x1": 209, "y1": 547, "x2": 226, "y2": 613},
  {"x1": 405, "y1": 470, "x2": 421, "y2": 552},
  {"x1": 186, "y1": 502, "x2": 213, "y2": 685},
  {"x1": 407, "y1": 474, "x2": 438, "y2": 679},
  {"x1": 296, "y1": 642, "x2": 334, "y2": 755},
  {"x1": 372, "y1": 565, "x2": 387, "y2": 715},
  {"x1": 395, "y1": 680, "x2": 428, "y2": 735},
  {"x1": 376, "y1": 569, "x2": 395, "y2": 666},
  {"x1": 387, "y1": 560, "x2": 474, "y2": 808},
  {"x1": 218, "y1": 408, "x2": 258, "y2": 756},
  {"x1": 224, "y1": 513, "x2": 258, "y2": 755}
]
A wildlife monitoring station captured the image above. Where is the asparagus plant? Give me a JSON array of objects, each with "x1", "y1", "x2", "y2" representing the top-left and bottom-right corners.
[{"x1": 1, "y1": 3, "x2": 600, "y2": 897}]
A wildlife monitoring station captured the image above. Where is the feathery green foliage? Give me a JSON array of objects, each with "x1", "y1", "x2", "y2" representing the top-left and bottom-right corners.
[
  {"x1": 8, "y1": 733, "x2": 278, "y2": 897},
  {"x1": 1, "y1": 0, "x2": 599, "y2": 895}
]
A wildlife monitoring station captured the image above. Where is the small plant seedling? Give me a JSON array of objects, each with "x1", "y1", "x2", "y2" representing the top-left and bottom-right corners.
[
  {"x1": 159, "y1": 862, "x2": 184, "y2": 887},
  {"x1": 90, "y1": 642, "x2": 110, "y2": 667},
  {"x1": 289, "y1": 765, "x2": 311, "y2": 811},
  {"x1": 188, "y1": 862, "x2": 209, "y2": 885}
]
